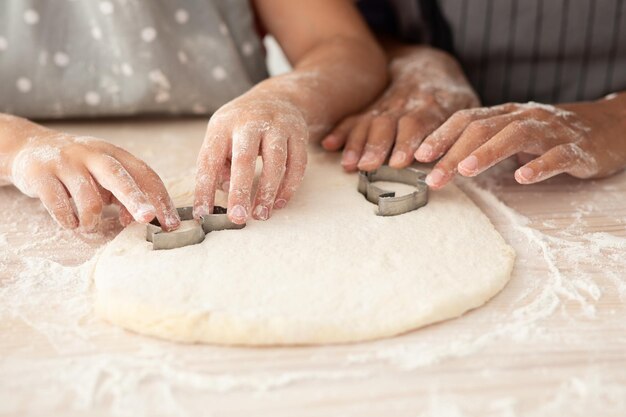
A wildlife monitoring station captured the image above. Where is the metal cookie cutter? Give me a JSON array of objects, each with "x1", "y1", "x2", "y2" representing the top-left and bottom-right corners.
[
  {"x1": 146, "y1": 206, "x2": 244, "y2": 250},
  {"x1": 358, "y1": 166, "x2": 429, "y2": 216}
]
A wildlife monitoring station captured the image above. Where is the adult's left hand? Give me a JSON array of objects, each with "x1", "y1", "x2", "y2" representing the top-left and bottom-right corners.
[{"x1": 321, "y1": 45, "x2": 479, "y2": 172}]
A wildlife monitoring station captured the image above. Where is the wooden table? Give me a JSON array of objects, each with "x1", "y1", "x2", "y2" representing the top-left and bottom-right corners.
[{"x1": 1, "y1": 119, "x2": 625, "y2": 417}]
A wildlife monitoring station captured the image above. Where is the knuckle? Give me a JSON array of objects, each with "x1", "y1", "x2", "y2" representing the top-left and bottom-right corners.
[
  {"x1": 526, "y1": 107, "x2": 550, "y2": 119},
  {"x1": 100, "y1": 154, "x2": 122, "y2": 171},
  {"x1": 421, "y1": 93, "x2": 438, "y2": 106},
  {"x1": 265, "y1": 139, "x2": 288, "y2": 157},
  {"x1": 51, "y1": 197, "x2": 70, "y2": 214},
  {"x1": 500, "y1": 102, "x2": 520, "y2": 112},
  {"x1": 557, "y1": 143, "x2": 578, "y2": 158},
  {"x1": 465, "y1": 120, "x2": 490, "y2": 137},
  {"x1": 388, "y1": 97, "x2": 408, "y2": 110},
  {"x1": 508, "y1": 120, "x2": 527, "y2": 134},
  {"x1": 451, "y1": 109, "x2": 473, "y2": 124},
  {"x1": 338, "y1": 115, "x2": 357, "y2": 129}
]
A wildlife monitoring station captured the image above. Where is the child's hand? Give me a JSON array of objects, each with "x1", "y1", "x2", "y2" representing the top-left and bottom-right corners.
[
  {"x1": 415, "y1": 95, "x2": 626, "y2": 189},
  {"x1": 194, "y1": 95, "x2": 308, "y2": 224},
  {"x1": 3, "y1": 118, "x2": 180, "y2": 231},
  {"x1": 321, "y1": 45, "x2": 478, "y2": 171}
]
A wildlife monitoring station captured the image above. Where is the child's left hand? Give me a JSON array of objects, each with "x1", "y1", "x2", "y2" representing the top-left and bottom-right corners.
[
  {"x1": 193, "y1": 93, "x2": 308, "y2": 224},
  {"x1": 414, "y1": 94, "x2": 626, "y2": 189}
]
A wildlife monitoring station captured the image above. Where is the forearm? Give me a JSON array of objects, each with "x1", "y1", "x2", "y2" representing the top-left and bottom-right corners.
[{"x1": 250, "y1": 36, "x2": 387, "y2": 141}]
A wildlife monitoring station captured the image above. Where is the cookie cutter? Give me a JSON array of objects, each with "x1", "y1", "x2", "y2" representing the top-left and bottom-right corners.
[
  {"x1": 146, "y1": 206, "x2": 245, "y2": 250},
  {"x1": 358, "y1": 166, "x2": 428, "y2": 216}
]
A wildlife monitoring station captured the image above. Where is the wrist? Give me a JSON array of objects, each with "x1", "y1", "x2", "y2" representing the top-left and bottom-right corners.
[
  {"x1": 0, "y1": 114, "x2": 44, "y2": 183},
  {"x1": 594, "y1": 91, "x2": 626, "y2": 131},
  {"x1": 603, "y1": 91, "x2": 626, "y2": 116}
]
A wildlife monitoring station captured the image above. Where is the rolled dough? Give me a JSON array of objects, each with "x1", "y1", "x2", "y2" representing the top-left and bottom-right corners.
[{"x1": 93, "y1": 149, "x2": 515, "y2": 346}]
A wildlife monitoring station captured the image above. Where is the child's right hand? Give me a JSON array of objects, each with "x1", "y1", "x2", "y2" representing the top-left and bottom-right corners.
[
  {"x1": 193, "y1": 93, "x2": 308, "y2": 224},
  {"x1": 1, "y1": 116, "x2": 180, "y2": 231}
]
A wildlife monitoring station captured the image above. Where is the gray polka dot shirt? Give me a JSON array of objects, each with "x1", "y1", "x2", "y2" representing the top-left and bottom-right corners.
[{"x1": 0, "y1": 0, "x2": 268, "y2": 119}]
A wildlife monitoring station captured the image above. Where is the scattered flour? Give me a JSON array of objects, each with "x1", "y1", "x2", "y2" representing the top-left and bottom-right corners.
[{"x1": 1, "y1": 159, "x2": 625, "y2": 416}]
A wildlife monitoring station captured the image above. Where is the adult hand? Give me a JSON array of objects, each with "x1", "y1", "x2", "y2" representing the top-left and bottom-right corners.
[
  {"x1": 321, "y1": 45, "x2": 479, "y2": 171},
  {"x1": 415, "y1": 94, "x2": 626, "y2": 189}
]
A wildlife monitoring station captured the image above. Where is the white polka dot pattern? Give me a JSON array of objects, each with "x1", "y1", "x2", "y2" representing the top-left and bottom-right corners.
[{"x1": 0, "y1": 1, "x2": 267, "y2": 118}]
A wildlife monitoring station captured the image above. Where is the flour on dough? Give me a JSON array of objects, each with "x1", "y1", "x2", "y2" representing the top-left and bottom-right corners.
[{"x1": 93, "y1": 148, "x2": 515, "y2": 346}]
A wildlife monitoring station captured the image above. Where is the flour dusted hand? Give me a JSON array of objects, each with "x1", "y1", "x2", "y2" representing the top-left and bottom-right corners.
[
  {"x1": 0, "y1": 115, "x2": 180, "y2": 231},
  {"x1": 416, "y1": 94, "x2": 626, "y2": 189},
  {"x1": 322, "y1": 45, "x2": 478, "y2": 172},
  {"x1": 194, "y1": 94, "x2": 308, "y2": 224}
]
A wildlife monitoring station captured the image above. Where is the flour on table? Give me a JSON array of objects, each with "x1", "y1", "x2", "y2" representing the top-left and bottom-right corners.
[{"x1": 92, "y1": 149, "x2": 515, "y2": 346}]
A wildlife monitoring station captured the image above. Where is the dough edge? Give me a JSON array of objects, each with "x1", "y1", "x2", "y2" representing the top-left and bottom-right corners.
[{"x1": 94, "y1": 245, "x2": 514, "y2": 346}]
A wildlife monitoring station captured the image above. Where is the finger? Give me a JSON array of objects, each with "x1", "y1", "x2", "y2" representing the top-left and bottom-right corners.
[
  {"x1": 456, "y1": 115, "x2": 543, "y2": 177},
  {"x1": 112, "y1": 148, "x2": 180, "y2": 231},
  {"x1": 36, "y1": 176, "x2": 79, "y2": 229},
  {"x1": 426, "y1": 115, "x2": 528, "y2": 189},
  {"x1": 389, "y1": 111, "x2": 445, "y2": 168},
  {"x1": 341, "y1": 114, "x2": 373, "y2": 171},
  {"x1": 85, "y1": 154, "x2": 156, "y2": 223},
  {"x1": 321, "y1": 116, "x2": 358, "y2": 151},
  {"x1": 275, "y1": 133, "x2": 307, "y2": 209},
  {"x1": 219, "y1": 159, "x2": 232, "y2": 192},
  {"x1": 357, "y1": 113, "x2": 398, "y2": 171},
  {"x1": 515, "y1": 143, "x2": 597, "y2": 184},
  {"x1": 415, "y1": 104, "x2": 515, "y2": 163},
  {"x1": 58, "y1": 168, "x2": 103, "y2": 231},
  {"x1": 93, "y1": 180, "x2": 113, "y2": 205},
  {"x1": 194, "y1": 128, "x2": 230, "y2": 219},
  {"x1": 112, "y1": 196, "x2": 133, "y2": 227},
  {"x1": 227, "y1": 129, "x2": 262, "y2": 224},
  {"x1": 252, "y1": 133, "x2": 288, "y2": 220}
]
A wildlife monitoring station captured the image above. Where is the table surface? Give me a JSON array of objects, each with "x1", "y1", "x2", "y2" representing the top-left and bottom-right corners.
[{"x1": 1, "y1": 119, "x2": 625, "y2": 417}]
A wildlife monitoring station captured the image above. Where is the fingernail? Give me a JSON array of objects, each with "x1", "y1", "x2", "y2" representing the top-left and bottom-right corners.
[
  {"x1": 135, "y1": 204, "x2": 156, "y2": 221},
  {"x1": 415, "y1": 144, "x2": 433, "y2": 161},
  {"x1": 342, "y1": 150, "x2": 359, "y2": 166},
  {"x1": 231, "y1": 204, "x2": 247, "y2": 221},
  {"x1": 194, "y1": 205, "x2": 210, "y2": 218},
  {"x1": 358, "y1": 151, "x2": 377, "y2": 167},
  {"x1": 322, "y1": 135, "x2": 337, "y2": 149},
  {"x1": 165, "y1": 213, "x2": 180, "y2": 229},
  {"x1": 426, "y1": 169, "x2": 445, "y2": 187},
  {"x1": 221, "y1": 181, "x2": 230, "y2": 192},
  {"x1": 274, "y1": 199, "x2": 287, "y2": 209},
  {"x1": 517, "y1": 166, "x2": 534, "y2": 182},
  {"x1": 458, "y1": 155, "x2": 478, "y2": 174},
  {"x1": 390, "y1": 151, "x2": 406, "y2": 166},
  {"x1": 253, "y1": 205, "x2": 269, "y2": 220}
]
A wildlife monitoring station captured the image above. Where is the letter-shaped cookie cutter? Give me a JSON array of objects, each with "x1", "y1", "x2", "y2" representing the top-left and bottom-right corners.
[
  {"x1": 146, "y1": 206, "x2": 245, "y2": 250},
  {"x1": 358, "y1": 166, "x2": 428, "y2": 216}
]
